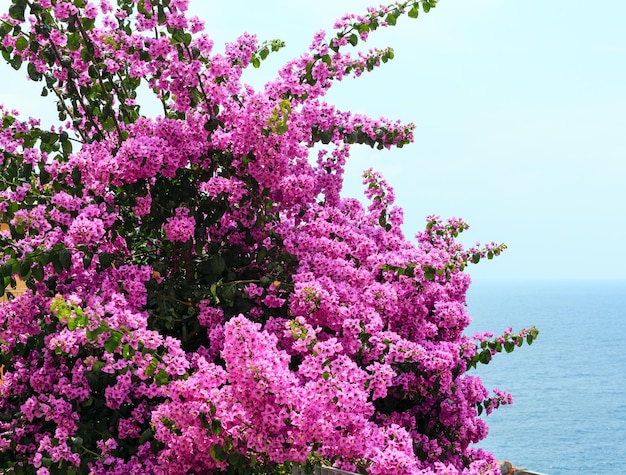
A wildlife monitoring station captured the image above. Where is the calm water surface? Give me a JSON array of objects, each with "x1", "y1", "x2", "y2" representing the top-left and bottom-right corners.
[{"x1": 465, "y1": 279, "x2": 626, "y2": 475}]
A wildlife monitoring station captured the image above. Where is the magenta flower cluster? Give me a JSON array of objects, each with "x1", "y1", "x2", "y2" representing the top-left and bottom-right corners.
[{"x1": 0, "y1": 1, "x2": 537, "y2": 474}]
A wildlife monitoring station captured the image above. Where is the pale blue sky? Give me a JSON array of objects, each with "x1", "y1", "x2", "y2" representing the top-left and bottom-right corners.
[{"x1": 2, "y1": 1, "x2": 625, "y2": 281}]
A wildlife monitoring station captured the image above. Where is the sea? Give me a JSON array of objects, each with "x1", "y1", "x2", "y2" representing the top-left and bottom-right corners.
[{"x1": 465, "y1": 279, "x2": 626, "y2": 475}]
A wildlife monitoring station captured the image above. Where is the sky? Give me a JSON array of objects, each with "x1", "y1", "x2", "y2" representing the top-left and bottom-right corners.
[{"x1": 1, "y1": 1, "x2": 625, "y2": 281}]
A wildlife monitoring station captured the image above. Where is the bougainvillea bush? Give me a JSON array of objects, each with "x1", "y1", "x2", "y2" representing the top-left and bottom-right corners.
[{"x1": 0, "y1": 0, "x2": 538, "y2": 474}]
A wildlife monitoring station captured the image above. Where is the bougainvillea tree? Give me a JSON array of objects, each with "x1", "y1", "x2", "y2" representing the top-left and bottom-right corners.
[{"x1": 0, "y1": 0, "x2": 538, "y2": 474}]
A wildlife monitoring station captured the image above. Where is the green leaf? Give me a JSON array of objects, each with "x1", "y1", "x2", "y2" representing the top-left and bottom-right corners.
[
  {"x1": 348, "y1": 33, "x2": 359, "y2": 47},
  {"x1": 9, "y1": 1, "x2": 26, "y2": 21},
  {"x1": 211, "y1": 255, "x2": 226, "y2": 275},
  {"x1": 67, "y1": 33, "x2": 81, "y2": 51},
  {"x1": 19, "y1": 259, "x2": 31, "y2": 278},
  {"x1": 45, "y1": 275, "x2": 58, "y2": 292},
  {"x1": 504, "y1": 341, "x2": 514, "y2": 353},
  {"x1": 408, "y1": 5, "x2": 419, "y2": 18},
  {"x1": 0, "y1": 22, "x2": 11, "y2": 37},
  {"x1": 80, "y1": 46, "x2": 92, "y2": 62},
  {"x1": 15, "y1": 36, "x2": 28, "y2": 52},
  {"x1": 71, "y1": 167, "x2": 81, "y2": 186},
  {"x1": 102, "y1": 116, "x2": 116, "y2": 132},
  {"x1": 75, "y1": 309, "x2": 88, "y2": 328},
  {"x1": 155, "y1": 368, "x2": 169, "y2": 386},
  {"x1": 138, "y1": 0, "x2": 150, "y2": 16},
  {"x1": 304, "y1": 61, "x2": 315, "y2": 84},
  {"x1": 223, "y1": 437, "x2": 233, "y2": 452},
  {"x1": 86, "y1": 326, "x2": 104, "y2": 341},
  {"x1": 423, "y1": 265, "x2": 436, "y2": 282},
  {"x1": 61, "y1": 138, "x2": 73, "y2": 156},
  {"x1": 104, "y1": 331, "x2": 122, "y2": 353},
  {"x1": 157, "y1": 5, "x2": 166, "y2": 24},
  {"x1": 211, "y1": 418, "x2": 222, "y2": 435},
  {"x1": 144, "y1": 357, "x2": 158, "y2": 377},
  {"x1": 93, "y1": 360, "x2": 106, "y2": 372},
  {"x1": 99, "y1": 252, "x2": 114, "y2": 269},
  {"x1": 10, "y1": 55, "x2": 22, "y2": 70},
  {"x1": 59, "y1": 249, "x2": 72, "y2": 271},
  {"x1": 221, "y1": 284, "x2": 236, "y2": 307},
  {"x1": 472, "y1": 253, "x2": 481, "y2": 264},
  {"x1": 139, "y1": 428, "x2": 154, "y2": 444},
  {"x1": 27, "y1": 62, "x2": 42, "y2": 81},
  {"x1": 32, "y1": 262, "x2": 44, "y2": 282},
  {"x1": 318, "y1": 130, "x2": 332, "y2": 144},
  {"x1": 81, "y1": 17, "x2": 95, "y2": 31},
  {"x1": 209, "y1": 444, "x2": 226, "y2": 463},
  {"x1": 69, "y1": 436, "x2": 83, "y2": 450},
  {"x1": 1, "y1": 262, "x2": 13, "y2": 278},
  {"x1": 228, "y1": 451, "x2": 243, "y2": 467},
  {"x1": 29, "y1": 40, "x2": 41, "y2": 54}
]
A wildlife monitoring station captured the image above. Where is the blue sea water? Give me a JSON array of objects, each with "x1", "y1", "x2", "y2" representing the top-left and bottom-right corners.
[{"x1": 465, "y1": 279, "x2": 626, "y2": 475}]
